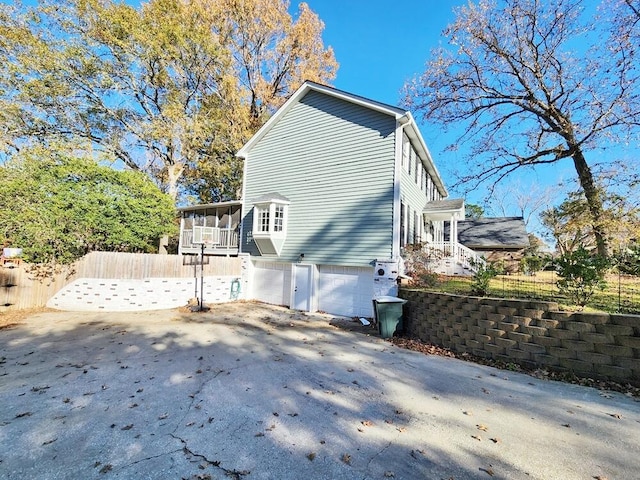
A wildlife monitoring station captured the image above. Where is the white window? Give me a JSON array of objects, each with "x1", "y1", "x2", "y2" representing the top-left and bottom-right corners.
[
  {"x1": 273, "y1": 205, "x2": 284, "y2": 232},
  {"x1": 257, "y1": 206, "x2": 270, "y2": 233},
  {"x1": 402, "y1": 133, "x2": 410, "y2": 172},
  {"x1": 253, "y1": 202, "x2": 288, "y2": 235},
  {"x1": 420, "y1": 167, "x2": 429, "y2": 193},
  {"x1": 252, "y1": 197, "x2": 290, "y2": 256}
]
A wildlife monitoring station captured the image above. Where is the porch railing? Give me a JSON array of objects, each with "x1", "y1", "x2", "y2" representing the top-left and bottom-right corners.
[
  {"x1": 428, "y1": 241, "x2": 485, "y2": 271},
  {"x1": 181, "y1": 228, "x2": 239, "y2": 251}
]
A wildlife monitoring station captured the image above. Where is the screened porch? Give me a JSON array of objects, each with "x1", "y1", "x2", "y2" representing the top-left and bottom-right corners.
[{"x1": 178, "y1": 201, "x2": 242, "y2": 256}]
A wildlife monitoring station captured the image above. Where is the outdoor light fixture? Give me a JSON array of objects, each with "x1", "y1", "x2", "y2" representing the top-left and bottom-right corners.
[{"x1": 298, "y1": 253, "x2": 305, "y2": 262}]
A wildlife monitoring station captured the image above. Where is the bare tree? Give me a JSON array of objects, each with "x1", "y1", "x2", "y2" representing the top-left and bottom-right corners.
[
  {"x1": 405, "y1": 0, "x2": 640, "y2": 257},
  {"x1": 488, "y1": 180, "x2": 559, "y2": 228}
]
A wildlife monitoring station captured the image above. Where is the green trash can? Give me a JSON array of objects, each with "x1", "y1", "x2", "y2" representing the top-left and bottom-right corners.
[{"x1": 373, "y1": 296, "x2": 407, "y2": 339}]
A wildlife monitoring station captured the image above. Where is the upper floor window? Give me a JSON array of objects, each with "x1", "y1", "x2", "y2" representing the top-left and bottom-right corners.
[
  {"x1": 402, "y1": 133, "x2": 410, "y2": 171},
  {"x1": 273, "y1": 205, "x2": 285, "y2": 232},
  {"x1": 251, "y1": 194, "x2": 290, "y2": 256}
]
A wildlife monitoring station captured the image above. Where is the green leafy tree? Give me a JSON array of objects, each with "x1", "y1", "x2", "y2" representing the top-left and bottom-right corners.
[
  {"x1": 541, "y1": 189, "x2": 640, "y2": 256},
  {"x1": 555, "y1": 246, "x2": 610, "y2": 309},
  {"x1": 405, "y1": 0, "x2": 640, "y2": 257},
  {"x1": 0, "y1": 146, "x2": 177, "y2": 265},
  {"x1": 0, "y1": 0, "x2": 337, "y2": 202},
  {"x1": 465, "y1": 203, "x2": 484, "y2": 219}
]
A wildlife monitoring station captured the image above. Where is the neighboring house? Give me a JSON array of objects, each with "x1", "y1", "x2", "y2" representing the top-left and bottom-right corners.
[
  {"x1": 444, "y1": 217, "x2": 530, "y2": 272},
  {"x1": 179, "y1": 81, "x2": 482, "y2": 317}
]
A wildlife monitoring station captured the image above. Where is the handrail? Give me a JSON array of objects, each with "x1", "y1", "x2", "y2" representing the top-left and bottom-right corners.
[
  {"x1": 181, "y1": 228, "x2": 239, "y2": 250},
  {"x1": 428, "y1": 241, "x2": 485, "y2": 271}
]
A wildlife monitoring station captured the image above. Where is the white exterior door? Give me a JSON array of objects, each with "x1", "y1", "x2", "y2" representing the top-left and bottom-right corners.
[
  {"x1": 292, "y1": 264, "x2": 314, "y2": 311},
  {"x1": 318, "y1": 266, "x2": 374, "y2": 318}
]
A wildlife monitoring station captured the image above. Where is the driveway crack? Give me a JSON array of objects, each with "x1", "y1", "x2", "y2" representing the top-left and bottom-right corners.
[{"x1": 170, "y1": 433, "x2": 251, "y2": 479}]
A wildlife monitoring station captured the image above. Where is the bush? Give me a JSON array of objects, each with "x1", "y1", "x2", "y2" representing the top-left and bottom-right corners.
[
  {"x1": 470, "y1": 260, "x2": 499, "y2": 296},
  {"x1": 402, "y1": 244, "x2": 440, "y2": 288},
  {"x1": 555, "y1": 246, "x2": 609, "y2": 309},
  {"x1": 520, "y1": 255, "x2": 546, "y2": 275},
  {"x1": 615, "y1": 245, "x2": 640, "y2": 276}
]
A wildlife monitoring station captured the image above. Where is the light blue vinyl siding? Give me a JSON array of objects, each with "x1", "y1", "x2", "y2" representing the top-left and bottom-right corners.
[
  {"x1": 400, "y1": 144, "x2": 431, "y2": 245},
  {"x1": 242, "y1": 90, "x2": 396, "y2": 266}
]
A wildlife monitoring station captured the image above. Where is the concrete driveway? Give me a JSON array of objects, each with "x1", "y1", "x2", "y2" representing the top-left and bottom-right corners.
[{"x1": 1, "y1": 302, "x2": 639, "y2": 480}]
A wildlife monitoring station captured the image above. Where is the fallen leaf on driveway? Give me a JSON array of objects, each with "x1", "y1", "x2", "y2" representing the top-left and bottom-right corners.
[
  {"x1": 121, "y1": 424, "x2": 133, "y2": 430},
  {"x1": 307, "y1": 452, "x2": 316, "y2": 461},
  {"x1": 341, "y1": 453, "x2": 352, "y2": 465},
  {"x1": 471, "y1": 435, "x2": 482, "y2": 441},
  {"x1": 384, "y1": 471, "x2": 395, "y2": 477},
  {"x1": 361, "y1": 420, "x2": 374, "y2": 427},
  {"x1": 607, "y1": 413, "x2": 622, "y2": 419},
  {"x1": 593, "y1": 476, "x2": 609, "y2": 480},
  {"x1": 561, "y1": 424, "x2": 571, "y2": 428},
  {"x1": 480, "y1": 466, "x2": 495, "y2": 476},
  {"x1": 476, "y1": 424, "x2": 488, "y2": 431},
  {"x1": 490, "y1": 438, "x2": 501, "y2": 444}
]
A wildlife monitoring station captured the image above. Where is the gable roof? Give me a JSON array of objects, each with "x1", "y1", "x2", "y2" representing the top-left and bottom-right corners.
[
  {"x1": 251, "y1": 192, "x2": 290, "y2": 204},
  {"x1": 446, "y1": 217, "x2": 530, "y2": 249},
  {"x1": 236, "y1": 81, "x2": 447, "y2": 197}
]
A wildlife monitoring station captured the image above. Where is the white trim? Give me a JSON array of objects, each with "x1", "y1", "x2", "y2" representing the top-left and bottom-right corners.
[
  {"x1": 177, "y1": 200, "x2": 242, "y2": 212},
  {"x1": 401, "y1": 112, "x2": 448, "y2": 198},
  {"x1": 392, "y1": 119, "x2": 404, "y2": 260},
  {"x1": 239, "y1": 153, "x2": 249, "y2": 254}
]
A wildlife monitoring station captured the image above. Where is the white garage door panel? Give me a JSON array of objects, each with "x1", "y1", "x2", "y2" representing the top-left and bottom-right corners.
[
  {"x1": 253, "y1": 261, "x2": 291, "y2": 306},
  {"x1": 318, "y1": 266, "x2": 374, "y2": 318}
]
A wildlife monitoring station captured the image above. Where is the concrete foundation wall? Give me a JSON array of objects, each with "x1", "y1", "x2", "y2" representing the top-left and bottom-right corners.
[
  {"x1": 400, "y1": 289, "x2": 640, "y2": 385},
  {"x1": 47, "y1": 276, "x2": 244, "y2": 312}
]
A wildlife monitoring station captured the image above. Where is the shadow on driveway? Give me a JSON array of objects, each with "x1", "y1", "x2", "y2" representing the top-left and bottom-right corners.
[{"x1": 0, "y1": 302, "x2": 639, "y2": 479}]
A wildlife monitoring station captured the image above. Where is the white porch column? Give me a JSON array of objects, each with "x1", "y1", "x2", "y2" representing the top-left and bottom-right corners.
[{"x1": 449, "y1": 214, "x2": 455, "y2": 259}]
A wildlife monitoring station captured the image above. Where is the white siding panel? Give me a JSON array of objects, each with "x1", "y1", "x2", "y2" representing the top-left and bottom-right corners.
[
  {"x1": 252, "y1": 261, "x2": 291, "y2": 307},
  {"x1": 318, "y1": 265, "x2": 374, "y2": 317}
]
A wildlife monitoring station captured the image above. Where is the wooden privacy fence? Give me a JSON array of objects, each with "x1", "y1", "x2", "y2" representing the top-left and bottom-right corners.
[{"x1": 1, "y1": 252, "x2": 243, "y2": 311}]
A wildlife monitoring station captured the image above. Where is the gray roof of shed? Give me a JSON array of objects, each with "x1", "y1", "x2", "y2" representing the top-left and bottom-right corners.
[{"x1": 445, "y1": 217, "x2": 530, "y2": 249}]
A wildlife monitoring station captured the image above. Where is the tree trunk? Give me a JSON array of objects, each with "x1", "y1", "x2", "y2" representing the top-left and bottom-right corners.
[
  {"x1": 166, "y1": 163, "x2": 184, "y2": 201},
  {"x1": 572, "y1": 148, "x2": 608, "y2": 257},
  {"x1": 159, "y1": 162, "x2": 184, "y2": 255}
]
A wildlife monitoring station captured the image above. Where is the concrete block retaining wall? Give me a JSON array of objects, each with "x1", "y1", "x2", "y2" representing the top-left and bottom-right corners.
[{"x1": 399, "y1": 289, "x2": 640, "y2": 385}]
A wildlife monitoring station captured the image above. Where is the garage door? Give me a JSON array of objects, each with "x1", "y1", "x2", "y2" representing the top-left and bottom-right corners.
[
  {"x1": 252, "y1": 261, "x2": 291, "y2": 307},
  {"x1": 318, "y1": 265, "x2": 374, "y2": 318}
]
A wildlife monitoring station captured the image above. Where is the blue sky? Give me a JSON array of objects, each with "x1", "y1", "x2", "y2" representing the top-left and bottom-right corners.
[{"x1": 298, "y1": 0, "x2": 580, "y2": 218}]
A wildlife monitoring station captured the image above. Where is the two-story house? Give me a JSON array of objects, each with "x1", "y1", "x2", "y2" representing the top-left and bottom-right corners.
[{"x1": 179, "y1": 81, "x2": 480, "y2": 317}]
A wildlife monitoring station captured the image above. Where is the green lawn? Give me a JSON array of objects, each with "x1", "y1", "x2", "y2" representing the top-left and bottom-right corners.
[{"x1": 429, "y1": 271, "x2": 640, "y2": 314}]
